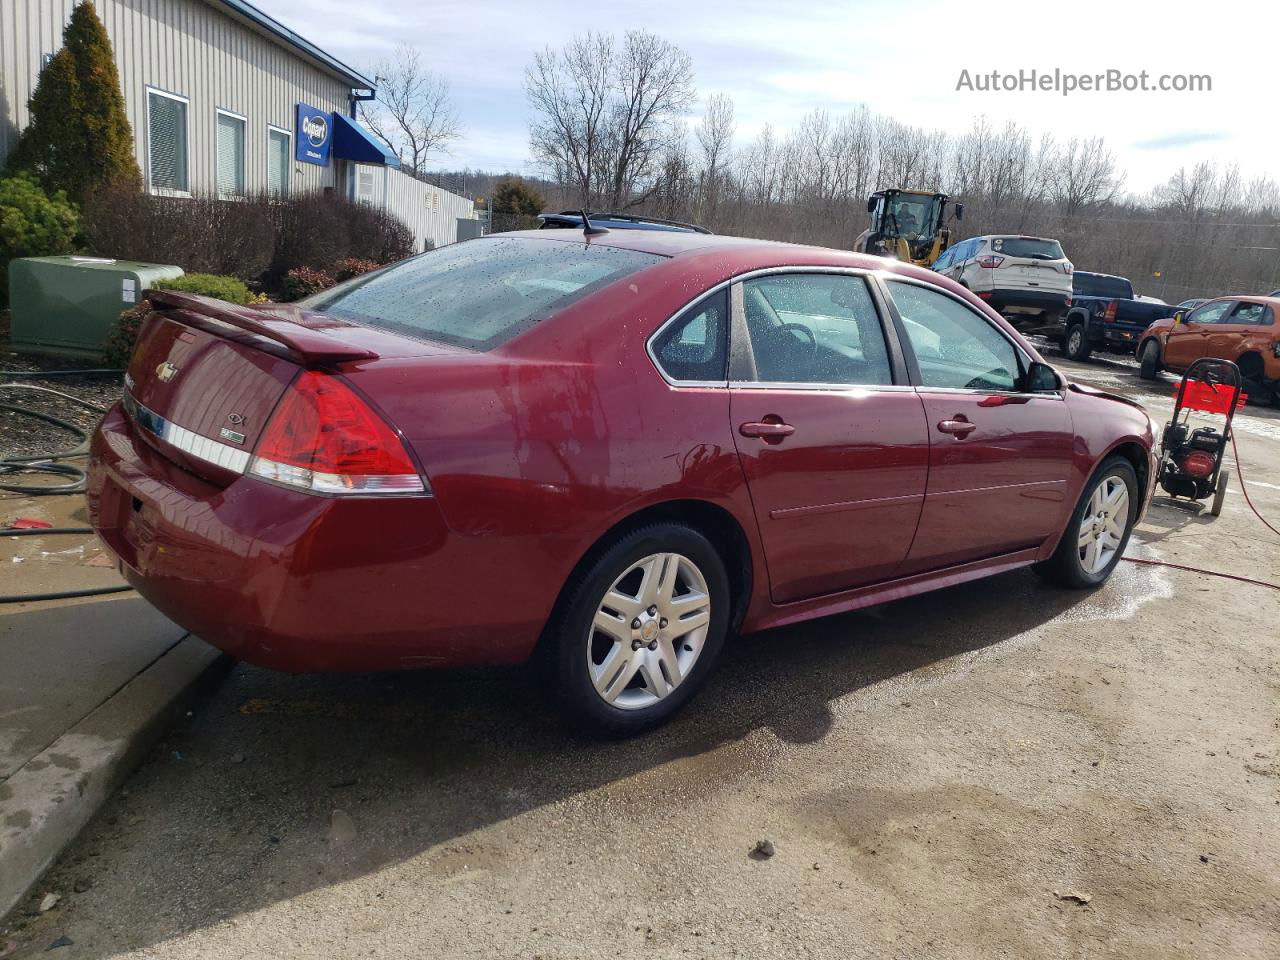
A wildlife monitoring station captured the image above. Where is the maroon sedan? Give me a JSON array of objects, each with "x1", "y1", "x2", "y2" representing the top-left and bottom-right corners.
[{"x1": 88, "y1": 230, "x2": 1155, "y2": 735}]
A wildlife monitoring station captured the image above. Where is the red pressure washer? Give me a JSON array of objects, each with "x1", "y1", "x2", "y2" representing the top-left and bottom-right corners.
[{"x1": 1157, "y1": 357, "x2": 1245, "y2": 517}]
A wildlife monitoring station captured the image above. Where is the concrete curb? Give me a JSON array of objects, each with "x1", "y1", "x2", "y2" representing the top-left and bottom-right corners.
[{"x1": 0, "y1": 636, "x2": 230, "y2": 917}]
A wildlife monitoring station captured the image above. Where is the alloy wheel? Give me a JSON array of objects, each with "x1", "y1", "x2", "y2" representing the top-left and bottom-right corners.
[
  {"x1": 1077, "y1": 475, "x2": 1130, "y2": 574},
  {"x1": 587, "y1": 552, "x2": 712, "y2": 710}
]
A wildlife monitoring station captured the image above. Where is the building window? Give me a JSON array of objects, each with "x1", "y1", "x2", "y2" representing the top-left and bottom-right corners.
[
  {"x1": 146, "y1": 88, "x2": 189, "y2": 194},
  {"x1": 216, "y1": 109, "x2": 246, "y2": 198},
  {"x1": 267, "y1": 126, "x2": 291, "y2": 197}
]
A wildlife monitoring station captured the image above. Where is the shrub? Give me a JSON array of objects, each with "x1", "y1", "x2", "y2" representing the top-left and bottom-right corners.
[
  {"x1": 334, "y1": 257, "x2": 381, "y2": 281},
  {"x1": 283, "y1": 267, "x2": 336, "y2": 301},
  {"x1": 81, "y1": 186, "x2": 274, "y2": 279},
  {"x1": 103, "y1": 301, "x2": 148, "y2": 369},
  {"x1": 153, "y1": 272, "x2": 252, "y2": 305},
  {"x1": 80, "y1": 187, "x2": 414, "y2": 288},
  {"x1": 6, "y1": 1, "x2": 140, "y2": 202},
  {"x1": 0, "y1": 173, "x2": 80, "y2": 303},
  {"x1": 492, "y1": 178, "x2": 544, "y2": 218}
]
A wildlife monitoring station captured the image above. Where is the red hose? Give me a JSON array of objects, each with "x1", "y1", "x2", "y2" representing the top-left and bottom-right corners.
[
  {"x1": 1229, "y1": 431, "x2": 1280, "y2": 538},
  {"x1": 1121, "y1": 433, "x2": 1280, "y2": 590}
]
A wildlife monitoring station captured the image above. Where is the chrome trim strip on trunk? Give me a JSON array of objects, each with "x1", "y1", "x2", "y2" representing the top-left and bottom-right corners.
[{"x1": 122, "y1": 392, "x2": 251, "y2": 474}]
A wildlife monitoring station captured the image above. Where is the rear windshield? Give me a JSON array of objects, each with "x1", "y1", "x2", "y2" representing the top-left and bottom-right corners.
[
  {"x1": 302, "y1": 237, "x2": 664, "y2": 350},
  {"x1": 1073, "y1": 273, "x2": 1133, "y2": 300},
  {"x1": 989, "y1": 237, "x2": 1064, "y2": 260}
]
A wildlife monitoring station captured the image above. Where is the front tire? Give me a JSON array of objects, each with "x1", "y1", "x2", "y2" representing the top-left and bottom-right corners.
[
  {"x1": 1062, "y1": 321, "x2": 1092, "y2": 361},
  {"x1": 548, "y1": 523, "x2": 730, "y2": 737},
  {"x1": 1034, "y1": 456, "x2": 1138, "y2": 588},
  {"x1": 1139, "y1": 339, "x2": 1161, "y2": 379}
]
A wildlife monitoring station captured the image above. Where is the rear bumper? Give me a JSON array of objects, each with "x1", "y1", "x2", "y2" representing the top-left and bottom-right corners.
[
  {"x1": 1096, "y1": 326, "x2": 1143, "y2": 348},
  {"x1": 87, "y1": 405, "x2": 546, "y2": 672},
  {"x1": 982, "y1": 288, "x2": 1071, "y2": 320}
]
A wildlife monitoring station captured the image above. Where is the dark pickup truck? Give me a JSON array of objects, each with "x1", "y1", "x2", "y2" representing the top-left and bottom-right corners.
[{"x1": 1055, "y1": 271, "x2": 1174, "y2": 361}]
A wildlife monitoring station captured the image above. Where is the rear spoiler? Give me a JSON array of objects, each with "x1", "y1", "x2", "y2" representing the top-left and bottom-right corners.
[{"x1": 144, "y1": 290, "x2": 378, "y2": 364}]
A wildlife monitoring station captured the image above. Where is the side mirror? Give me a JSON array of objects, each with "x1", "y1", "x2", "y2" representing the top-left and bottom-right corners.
[
  {"x1": 866, "y1": 196, "x2": 877, "y2": 213},
  {"x1": 1025, "y1": 360, "x2": 1062, "y2": 393},
  {"x1": 954, "y1": 203, "x2": 965, "y2": 221},
  {"x1": 1172, "y1": 311, "x2": 1183, "y2": 325}
]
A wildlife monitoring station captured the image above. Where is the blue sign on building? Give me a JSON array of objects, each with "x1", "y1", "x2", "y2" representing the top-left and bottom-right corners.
[{"x1": 295, "y1": 103, "x2": 332, "y2": 166}]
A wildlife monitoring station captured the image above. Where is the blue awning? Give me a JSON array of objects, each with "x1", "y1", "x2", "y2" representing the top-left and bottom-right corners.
[{"x1": 331, "y1": 113, "x2": 398, "y2": 166}]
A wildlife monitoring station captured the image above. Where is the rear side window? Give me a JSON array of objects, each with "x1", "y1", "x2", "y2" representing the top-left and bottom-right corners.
[
  {"x1": 991, "y1": 237, "x2": 1065, "y2": 260},
  {"x1": 651, "y1": 290, "x2": 729, "y2": 382},
  {"x1": 304, "y1": 237, "x2": 664, "y2": 350},
  {"x1": 740, "y1": 274, "x2": 892, "y2": 386}
]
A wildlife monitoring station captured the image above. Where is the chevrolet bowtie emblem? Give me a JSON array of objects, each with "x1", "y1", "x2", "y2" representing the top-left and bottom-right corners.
[{"x1": 156, "y1": 361, "x2": 179, "y2": 383}]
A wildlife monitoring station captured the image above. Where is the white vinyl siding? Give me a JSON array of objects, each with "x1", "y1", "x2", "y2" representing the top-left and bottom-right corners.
[
  {"x1": 146, "y1": 88, "x2": 188, "y2": 194},
  {"x1": 267, "y1": 126, "x2": 291, "y2": 196},
  {"x1": 216, "y1": 109, "x2": 245, "y2": 197}
]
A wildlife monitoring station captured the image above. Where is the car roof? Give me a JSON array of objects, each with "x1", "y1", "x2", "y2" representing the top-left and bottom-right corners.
[
  {"x1": 977, "y1": 234, "x2": 1061, "y2": 243},
  {"x1": 538, "y1": 212, "x2": 709, "y2": 234},
  {"x1": 1074, "y1": 270, "x2": 1128, "y2": 281},
  {"x1": 495, "y1": 228, "x2": 935, "y2": 275}
]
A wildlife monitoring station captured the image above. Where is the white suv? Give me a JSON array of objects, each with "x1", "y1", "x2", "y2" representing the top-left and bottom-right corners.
[{"x1": 933, "y1": 235, "x2": 1073, "y2": 331}]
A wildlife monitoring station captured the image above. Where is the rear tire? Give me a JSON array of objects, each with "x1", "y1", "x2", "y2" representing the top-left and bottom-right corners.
[
  {"x1": 1210, "y1": 470, "x2": 1230, "y2": 517},
  {"x1": 547, "y1": 523, "x2": 730, "y2": 738},
  {"x1": 1139, "y1": 339, "x2": 1161, "y2": 379},
  {"x1": 1062, "y1": 322, "x2": 1092, "y2": 362},
  {"x1": 1033, "y1": 456, "x2": 1138, "y2": 588}
]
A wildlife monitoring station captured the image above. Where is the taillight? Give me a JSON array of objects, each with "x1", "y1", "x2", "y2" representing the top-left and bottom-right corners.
[
  {"x1": 976, "y1": 291, "x2": 993, "y2": 299},
  {"x1": 1103, "y1": 302, "x2": 1118, "y2": 324},
  {"x1": 977, "y1": 255, "x2": 1005, "y2": 268},
  {"x1": 1063, "y1": 262, "x2": 1074, "y2": 275},
  {"x1": 249, "y1": 371, "x2": 427, "y2": 495},
  {"x1": 1065, "y1": 296, "x2": 1072, "y2": 306}
]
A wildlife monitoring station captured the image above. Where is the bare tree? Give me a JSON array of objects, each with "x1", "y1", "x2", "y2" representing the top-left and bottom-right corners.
[
  {"x1": 1050, "y1": 136, "x2": 1123, "y2": 220},
  {"x1": 695, "y1": 93, "x2": 735, "y2": 216},
  {"x1": 361, "y1": 44, "x2": 461, "y2": 177},
  {"x1": 526, "y1": 31, "x2": 694, "y2": 210}
]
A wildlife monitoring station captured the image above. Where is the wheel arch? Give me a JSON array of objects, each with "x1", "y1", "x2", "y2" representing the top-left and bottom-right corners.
[
  {"x1": 546, "y1": 499, "x2": 756, "y2": 642},
  {"x1": 1236, "y1": 350, "x2": 1264, "y2": 377}
]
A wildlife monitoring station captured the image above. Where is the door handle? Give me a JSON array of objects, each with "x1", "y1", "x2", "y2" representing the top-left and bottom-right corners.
[
  {"x1": 739, "y1": 419, "x2": 795, "y2": 443},
  {"x1": 937, "y1": 417, "x2": 977, "y2": 437}
]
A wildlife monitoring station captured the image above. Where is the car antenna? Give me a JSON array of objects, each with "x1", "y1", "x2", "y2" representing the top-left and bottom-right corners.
[{"x1": 581, "y1": 209, "x2": 609, "y2": 236}]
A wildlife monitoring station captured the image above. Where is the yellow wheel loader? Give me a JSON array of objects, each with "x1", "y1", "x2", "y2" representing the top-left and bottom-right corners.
[{"x1": 854, "y1": 189, "x2": 964, "y2": 267}]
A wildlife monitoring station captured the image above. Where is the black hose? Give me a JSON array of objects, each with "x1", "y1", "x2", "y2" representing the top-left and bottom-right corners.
[
  {"x1": 0, "y1": 585, "x2": 134, "y2": 603},
  {"x1": 1, "y1": 368, "x2": 124, "y2": 377},
  {"x1": 0, "y1": 527, "x2": 133, "y2": 603},
  {"x1": 0, "y1": 383, "x2": 110, "y2": 495}
]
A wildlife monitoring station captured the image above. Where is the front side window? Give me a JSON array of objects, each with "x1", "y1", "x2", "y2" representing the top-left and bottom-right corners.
[
  {"x1": 739, "y1": 274, "x2": 892, "y2": 386},
  {"x1": 267, "y1": 127, "x2": 291, "y2": 197},
  {"x1": 147, "y1": 89, "x2": 188, "y2": 193},
  {"x1": 1186, "y1": 300, "x2": 1234, "y2": 325},
  {"x1": 216, "y1": 111, "x2": 246, "y2": 197},
  {"x1": 888, "y1": 281, "x2": 1020, "y2": 391},
  {"x1": 651, "y1": 290, "x2": 728, "y2": 382},
  {"x1": 303, "y1": 237, "x2": 664, "y2": 351}
]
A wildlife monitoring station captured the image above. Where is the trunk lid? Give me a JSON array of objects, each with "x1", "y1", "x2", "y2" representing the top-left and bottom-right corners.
[{"x1": 123, "y1": 291, "x2": 460, "y2": 484}]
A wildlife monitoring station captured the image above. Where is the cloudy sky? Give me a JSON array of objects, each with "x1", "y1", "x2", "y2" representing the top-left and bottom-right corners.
[{"x1": 261, "y1": 0, "x2": 1272, "y2": 194}]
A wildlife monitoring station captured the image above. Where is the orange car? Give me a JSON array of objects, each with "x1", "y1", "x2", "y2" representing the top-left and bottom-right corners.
[{"x1": 1137, "y1": 296, "x2": 1280, "y2": 404}]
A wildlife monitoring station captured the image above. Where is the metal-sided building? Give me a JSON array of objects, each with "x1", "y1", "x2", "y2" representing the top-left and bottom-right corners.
[{"x1": 0, "y1": 0, "x2": 476, "y2": 248}]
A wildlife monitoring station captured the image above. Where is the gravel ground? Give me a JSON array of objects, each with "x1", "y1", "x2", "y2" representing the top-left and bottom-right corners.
[{"x1": 0, "y1": 349, "x2": 122, "y2": 467}]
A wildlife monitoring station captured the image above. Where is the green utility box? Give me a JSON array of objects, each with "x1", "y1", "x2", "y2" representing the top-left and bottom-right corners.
[{"x1": 7, "y1": 256, "x2": 184, "y2": 358}]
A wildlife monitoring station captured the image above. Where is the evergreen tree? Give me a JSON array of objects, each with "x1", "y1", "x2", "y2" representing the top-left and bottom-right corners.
[
  {"x1": 492, "y1": 179, "x2": 546, "y2": 218},
  {"x1": 7, "y1": 1, "x2": 140, "y2": 201}
]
